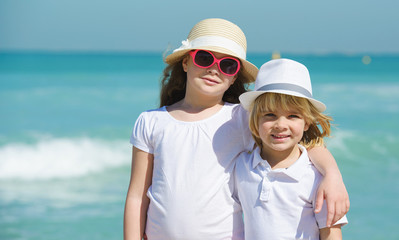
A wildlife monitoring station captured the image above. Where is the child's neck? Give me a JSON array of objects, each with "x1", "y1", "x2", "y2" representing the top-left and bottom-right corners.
[
  {"x1": 167, "y1": 97, "x2": 225, "y2": 122},
  {"x1": 181, "y1": 94, "x2": 224, "y2": 111},
  {"x1": 260, "y1": 145, "x2": 301, "y2": 170}
]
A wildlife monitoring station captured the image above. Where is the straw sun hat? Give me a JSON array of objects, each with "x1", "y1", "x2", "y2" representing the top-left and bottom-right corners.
[
  {"x1": 239, "y1": 58, "x2": 327, "y2": 112},
  {"x1": 165, "y1": 18, "x2": 258, "y2": 82}
]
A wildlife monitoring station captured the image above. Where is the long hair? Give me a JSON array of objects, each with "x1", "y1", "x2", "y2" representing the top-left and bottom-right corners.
[
  {"x1": 159, "y1": 60, "x2": 187, "y2": 107},
  {"x1": 248, "y1": 92, "x2": 332, "y2": 149},
  {"x1": 159, "y1": 55, "x2": 252, "y2": 107}
]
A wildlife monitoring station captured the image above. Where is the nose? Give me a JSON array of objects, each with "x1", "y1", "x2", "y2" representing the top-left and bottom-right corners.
[
  {"x1": 207, "y1": 63, "x2": 220, "y2": 75},
  {"x1": 274, "y1": 116, "x2": 288, "y2": 130}
]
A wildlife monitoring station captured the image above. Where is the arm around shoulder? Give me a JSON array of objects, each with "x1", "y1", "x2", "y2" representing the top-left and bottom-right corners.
[
  {"x1": 124, "y1": 146, "x2": 154, "y2": 240},
  {"x1": 307, "y1": 146, "x2": 350, "y2": 227},
  {"x1": 307, "y1": 146, "x2": 339, "y2": 176}
]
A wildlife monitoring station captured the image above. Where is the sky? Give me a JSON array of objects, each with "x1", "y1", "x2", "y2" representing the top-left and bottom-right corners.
[{"x1": 1, "y1": 0, "x2": 398, "y2": 54}]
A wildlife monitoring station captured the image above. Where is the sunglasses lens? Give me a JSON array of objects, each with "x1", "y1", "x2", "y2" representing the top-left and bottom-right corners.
[
  {"x1": 192, "y1": 50, "x2": 240, "y2": 75},
  {"x1": 194, "y1": 50, "x2": 214, "y2": 67},
  {"x1": 220, "y1": 59, "x2": 239, "y2": 75}
]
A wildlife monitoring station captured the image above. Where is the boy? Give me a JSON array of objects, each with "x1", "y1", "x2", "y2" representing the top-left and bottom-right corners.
[{"x1": 235, "y1": 59, "x2": 348, "y2": 239}]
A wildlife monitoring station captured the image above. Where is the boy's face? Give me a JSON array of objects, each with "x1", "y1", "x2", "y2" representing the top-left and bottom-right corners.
[{"x1": 258, "y1": 107, "x2": 309, "y2": 156}]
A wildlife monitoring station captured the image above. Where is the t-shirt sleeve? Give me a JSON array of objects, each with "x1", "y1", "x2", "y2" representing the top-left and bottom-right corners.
[
  {"x1": 231, "y1": 161, "x2": 241, "y2": 204},
  {"x1": 236, "y1": 105, "x2": 255, "y2": 152},
  {"x1": 130, "y1": 112, "x2": 154, "y2": 154}
]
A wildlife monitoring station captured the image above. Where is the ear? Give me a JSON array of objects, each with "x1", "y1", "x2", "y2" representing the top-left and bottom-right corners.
[
  {"x1": 182, "y1": 56, "x2": 189, "y2": 72},
  {"x1": 304, "y1": 122, "x2": 310, "y2": 132},
  {"x1": 231, "y1": 74, "x2": 238, "y2": 85}
]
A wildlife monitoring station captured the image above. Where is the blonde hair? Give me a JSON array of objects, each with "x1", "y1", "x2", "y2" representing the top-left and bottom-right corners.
[{"x1": 248, "y1": 93, "x2": 332, "y2": 149}]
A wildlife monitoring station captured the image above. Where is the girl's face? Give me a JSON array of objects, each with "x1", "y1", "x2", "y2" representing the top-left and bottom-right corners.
[
  {"x1": 258, "y1": 107, "x2": 309, "y2": 156},
  {"x1": 182, "y1": 50, "x2": 238, "y2": 99}
]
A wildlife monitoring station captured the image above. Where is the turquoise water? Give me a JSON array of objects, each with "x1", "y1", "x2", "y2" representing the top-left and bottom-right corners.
[{"x1": 1, "y1": 52, "x2": 398, "y2": 239}]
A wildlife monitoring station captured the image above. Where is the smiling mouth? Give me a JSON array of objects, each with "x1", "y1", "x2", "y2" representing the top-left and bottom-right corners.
[
  {"x1": 272, "y1": 134, "x2": 290, "y2": 139},
  {"x1": 203, "y1": 77, "x2": 219, "y2": 84}
]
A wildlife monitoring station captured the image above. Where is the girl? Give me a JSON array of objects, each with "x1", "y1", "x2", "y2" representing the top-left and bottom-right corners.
[
  {"x1": 236, "y1": 58, "x2": 348, "y2": 239},
  {"x1": 124, "y1": 18, "x2": 349, "y2": 240}
]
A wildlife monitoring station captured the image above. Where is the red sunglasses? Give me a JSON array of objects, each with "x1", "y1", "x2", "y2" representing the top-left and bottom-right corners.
[{"x1": 189, "y1": 50, "x2": 241, "y2": 76}]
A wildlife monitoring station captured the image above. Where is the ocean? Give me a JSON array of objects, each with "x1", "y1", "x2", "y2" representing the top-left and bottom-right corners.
[{"x1": 0, "y1": 52, "x2": 398, "y2": 239}]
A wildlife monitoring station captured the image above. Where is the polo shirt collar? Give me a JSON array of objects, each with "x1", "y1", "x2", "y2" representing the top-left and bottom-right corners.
[
  {"x1": 251, "y1": 145, "x2": 312, "y2": 182},
  {"x1": 251, "y1": 147, "x2": 265, "y2": 169}
]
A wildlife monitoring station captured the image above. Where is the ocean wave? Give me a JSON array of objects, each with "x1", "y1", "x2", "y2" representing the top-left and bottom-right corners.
[
  {"x1": 0, "y1": 138, "x2": 131, "y2": 180},
  {"x1": 327, "y1": 130, "x2": 399, "y2": 168}
]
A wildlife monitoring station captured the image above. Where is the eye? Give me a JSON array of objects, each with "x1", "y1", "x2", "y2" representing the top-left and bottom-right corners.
[
  {"x1": 288, "y1": 114, "x2": 302, "y2": 119},
  {"x1": 263, "y1": 113, "x2": 276, "y2": 118}
]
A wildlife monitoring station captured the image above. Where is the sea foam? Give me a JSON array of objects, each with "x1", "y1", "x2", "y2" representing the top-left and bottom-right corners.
[{"x1": 0, "y1": 137, "x2": 131, "y2": 180}]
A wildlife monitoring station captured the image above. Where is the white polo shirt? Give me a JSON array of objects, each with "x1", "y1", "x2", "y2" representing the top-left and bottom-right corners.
[{"x1": 234, "y1": 145, "x2": 348, "y2": 240}]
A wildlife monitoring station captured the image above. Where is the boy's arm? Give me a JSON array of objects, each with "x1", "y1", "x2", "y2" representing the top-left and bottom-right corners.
[
  {"x1": 320, "y1": 226, "x2": 342, "y2": 240},
  {"x1": 124, "y1": 147, "x2": 154, "y2": 240},
  {"x1": 307, "y1": 146, "x2": 350, "y2": 227}
]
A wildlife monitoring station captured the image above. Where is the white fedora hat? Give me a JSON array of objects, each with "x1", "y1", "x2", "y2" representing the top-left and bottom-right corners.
[
  {"x1": 239, "y1": 58, "x2": 326, "y2": 112},
  {"x1": 165, "y1": 18, "x2": 258, "y2": 83}
]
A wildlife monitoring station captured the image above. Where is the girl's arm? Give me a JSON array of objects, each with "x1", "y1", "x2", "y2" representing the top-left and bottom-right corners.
[
  {"x1": 124, "y1": 147, "x2": 154, "y2": 240},
  {"x1": 320, "y1": 226, "x2": 343, "y2": 240},
  {"x1": 307, "y1": 146, "x2": 350, "y2": 227}
]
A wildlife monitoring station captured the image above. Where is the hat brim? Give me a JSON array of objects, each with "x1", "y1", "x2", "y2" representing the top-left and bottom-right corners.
[
  {"x1": 165, "y1": 46, "x2": 258, "y2": 83},
  {"x1": 239, "y1": 90, "x2": 326, "y2": 112}
]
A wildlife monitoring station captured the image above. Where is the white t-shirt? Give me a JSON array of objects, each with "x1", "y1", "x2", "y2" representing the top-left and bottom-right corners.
[
  {"x1": 234, "y1": 145, "x2": 348, "y2": 240},
  {"x1": 131, "y1": 103, "x2": 253, "y2": 240}
]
